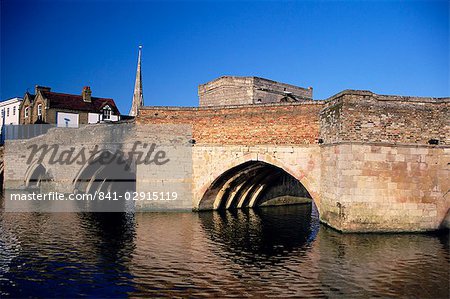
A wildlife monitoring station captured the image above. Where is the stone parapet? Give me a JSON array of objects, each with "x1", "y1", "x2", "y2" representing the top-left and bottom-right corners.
[
  {"x1": 139, "y1": 102, "x2": 323, "y2": 145},
  {"x1": 320, "y1": 90, "x2": 449, "y2": 145}
]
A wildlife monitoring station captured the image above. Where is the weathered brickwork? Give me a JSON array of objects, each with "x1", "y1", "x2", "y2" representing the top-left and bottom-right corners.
[
  {"x1": 320, "y1": 90, "x2": 449, "y2": 145},
  {"x1": 198, "y1": 76, "x2": 313, "y2": 107},
  {"x1": 138, "y1": 102, "x2": 323, "y2": 145}
]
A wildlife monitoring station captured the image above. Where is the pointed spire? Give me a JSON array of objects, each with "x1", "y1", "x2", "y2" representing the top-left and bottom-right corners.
[{"x1": 129, "y1": 45, "x2": 144, "y2": 116}]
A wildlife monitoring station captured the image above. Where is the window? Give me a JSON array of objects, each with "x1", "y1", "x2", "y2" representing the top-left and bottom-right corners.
[
  {"x1": 37, "y1": 104, "x2": 42, "y2": 119},
  {"x1": 24, "y1": 107, "x2": 29, "y2": 118},
  {"x1": 13, "y1": 106, "x2": 16, "y2": 116},
  {"x1": 1, "y1": 109, "x2": 4, "y2": 118},
  {"x1": 102, "y1": 105, "x2": 112, "y2": 120},
  {"x1": 7, "y1": 108, "x2": 9, "y2": 117}
]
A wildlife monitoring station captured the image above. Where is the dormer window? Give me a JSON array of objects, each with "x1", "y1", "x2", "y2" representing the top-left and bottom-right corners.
[
  {"x1": 102, "y1": 105, "x2": 112, "y2": 120},
  {"x1": 24, "y1": 107, "x2": 29, "y2": 118}
]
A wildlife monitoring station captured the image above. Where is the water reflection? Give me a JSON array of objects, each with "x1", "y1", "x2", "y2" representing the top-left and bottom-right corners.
[
  {"x1": 0, "y1": 212, "x2": 136, "y2": 298},
  {"x1": 1, "y1": 204, "x2": 449, "y2": 298},
  {"x1": 198, "y1": 204, "x2": 319, "y2": 262},
  {"x1": 316, "y1": 228, "x2": 450, "y2": 297}
]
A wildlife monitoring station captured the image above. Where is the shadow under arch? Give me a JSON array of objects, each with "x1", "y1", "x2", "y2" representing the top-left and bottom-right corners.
[
  {"x1": 73, "y1": 150, "x2": 136, "y2": 211},
  {"x1": 73, "y1": 150, "x2": 136, "y2": 193},
  {"x1": 25, "y1": 162, "x2": 52, "y2": 188},
  {"x1": 198, "y1": 160, "x2": 315, "y2": 212}
]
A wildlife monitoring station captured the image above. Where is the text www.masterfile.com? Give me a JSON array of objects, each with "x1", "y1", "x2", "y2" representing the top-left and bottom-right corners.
[{"x1": 9, "y1": 191, "x2": 179, "y2": 201}]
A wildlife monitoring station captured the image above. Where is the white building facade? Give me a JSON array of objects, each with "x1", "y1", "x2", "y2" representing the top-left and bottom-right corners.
[{"x1": 1, "y1": 97, "x2": 23, "y2": 130}]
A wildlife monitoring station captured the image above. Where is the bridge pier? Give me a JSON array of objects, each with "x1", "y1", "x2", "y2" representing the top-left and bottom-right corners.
[{"x1": 320, "y1": 143, "x2": 449, "y2": 232}]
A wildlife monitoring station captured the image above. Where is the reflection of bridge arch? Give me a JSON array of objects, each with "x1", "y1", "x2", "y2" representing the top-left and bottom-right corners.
[
  {"x1": 198, "y1": 205, "x2": 319, "y2": 262},
  {"x1": 198, "y1": 159, "x2": 315, "y2": 211}
]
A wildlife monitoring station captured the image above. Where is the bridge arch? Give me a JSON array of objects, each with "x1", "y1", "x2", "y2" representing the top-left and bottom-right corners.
[
  {"x1": 198, "y1": 157, "x2": 318, "y2": 212},
  {"x1": 72, "y1": 150, "x2": 136, "y2": 194},
  {"x1": 24, "y1": 160, "x2": 52, "y2": 187}
]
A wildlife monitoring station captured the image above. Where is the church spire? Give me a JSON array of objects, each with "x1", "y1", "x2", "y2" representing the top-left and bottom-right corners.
[{"x1": 129, "y1": 45, "x2": 144, "y2": 116}]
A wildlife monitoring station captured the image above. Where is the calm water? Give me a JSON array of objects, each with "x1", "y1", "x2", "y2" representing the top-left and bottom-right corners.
[{"x1": 0, "y1": 204, "x2": 449, "y2": 298}]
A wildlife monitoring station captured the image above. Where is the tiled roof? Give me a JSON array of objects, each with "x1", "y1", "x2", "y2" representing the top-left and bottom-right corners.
[{"x1": 42, "y1": 91, "x2": 120, "y2": 115}]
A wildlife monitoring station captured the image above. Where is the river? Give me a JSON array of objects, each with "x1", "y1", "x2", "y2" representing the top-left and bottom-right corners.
[{"x1": 1, "y1": 203, "x2": 449, "y2": 298}]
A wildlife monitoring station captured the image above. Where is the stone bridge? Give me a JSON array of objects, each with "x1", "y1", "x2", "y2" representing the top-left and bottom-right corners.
[
  {"x1": 3, "y1": 90, "x2": 449, "y2": 232},
  {"x1": 137, "y1": 90, "x2": 450, "y2": 232}
]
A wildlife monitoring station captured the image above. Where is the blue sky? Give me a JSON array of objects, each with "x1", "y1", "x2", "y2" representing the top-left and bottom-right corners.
[{"x1": 1, "y1": 0, "x2": 448, "y2": 114}]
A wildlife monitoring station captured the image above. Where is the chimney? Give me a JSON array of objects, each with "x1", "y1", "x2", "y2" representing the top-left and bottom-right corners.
[
  {"x1": 82, "y1": 86, "x2": 92, "y2": 102},
  {"x1": 35, "y1": 85, "x2": 51, "y2": 94}
]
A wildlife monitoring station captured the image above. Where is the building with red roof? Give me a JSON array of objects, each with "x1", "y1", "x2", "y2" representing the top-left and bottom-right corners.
[{"x1": 19, "y1": 86, "x2": 121, "y2": 127}]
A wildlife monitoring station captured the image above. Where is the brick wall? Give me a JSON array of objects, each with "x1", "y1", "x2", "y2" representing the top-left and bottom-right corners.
[
  {"x1": 138, "y1": 102, "x2": 323, "y2": 145},
  {"x1": 320, "y1": 90, "x2": 450, "y2": 145},
  {"x1": 141, "y1": 90, "x2": 449, "y2": 146}
]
